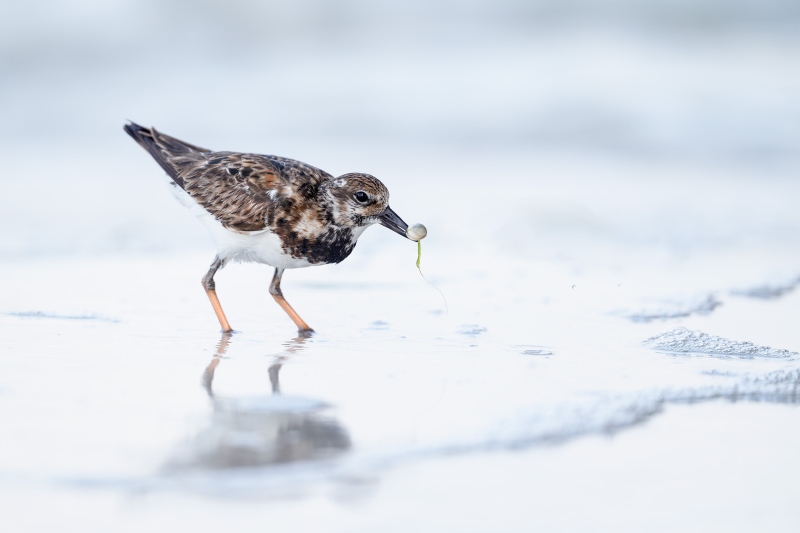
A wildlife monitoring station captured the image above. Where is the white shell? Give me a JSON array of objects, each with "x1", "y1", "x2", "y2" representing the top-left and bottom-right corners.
[{"x1": 406, "y1": 223, "x2": 427, "y2": 241}]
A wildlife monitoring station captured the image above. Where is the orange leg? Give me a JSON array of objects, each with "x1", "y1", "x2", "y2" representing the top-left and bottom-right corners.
[
  {"x1": 202, "y1": 256, "x2": 233, "y2": 333},
  {"x1": 269, "y1": 267, "x2": 314, "y2": 333}
]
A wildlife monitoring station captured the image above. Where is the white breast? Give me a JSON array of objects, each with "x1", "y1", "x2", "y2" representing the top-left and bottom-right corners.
[{"x1": 169, "y1": 182, "x2": 313, "y2": 269}]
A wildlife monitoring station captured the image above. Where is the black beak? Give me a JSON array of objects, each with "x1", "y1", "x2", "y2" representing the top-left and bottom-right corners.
[{"x1": 378, "y1": 206, "x2": 409, "y2": 239}]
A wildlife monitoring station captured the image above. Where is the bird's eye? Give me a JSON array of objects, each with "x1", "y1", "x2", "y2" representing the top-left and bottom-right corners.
[{"x1": 354, "y1": 191, "x2": 369, "y2": 204}]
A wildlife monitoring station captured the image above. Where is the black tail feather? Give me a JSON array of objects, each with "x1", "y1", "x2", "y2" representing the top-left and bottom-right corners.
[{"x1": 123, "y1": 121, "x2": 210, "y2": 189}]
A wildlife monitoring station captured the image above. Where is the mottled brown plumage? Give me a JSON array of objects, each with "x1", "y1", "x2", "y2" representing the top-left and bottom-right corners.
[{"x1": 124, "y1": 121, "x2": 411, "y2": 333}]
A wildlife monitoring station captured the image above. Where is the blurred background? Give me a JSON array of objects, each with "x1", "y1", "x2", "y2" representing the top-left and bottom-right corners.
[
  {"x1": 1, "y1": 0, "x2": 799, "y2": 260},
  {"x1": 3, "y1": 2, "x2": 800, "y2": 531}
]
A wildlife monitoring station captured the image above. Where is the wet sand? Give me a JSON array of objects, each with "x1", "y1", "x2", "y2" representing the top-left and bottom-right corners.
[
  {"x1": 3, "y1": 4, "x2": 800, "y2": 527},
  {"x1": 2, "y1": 153, "x2": 800, "y2": 530}
]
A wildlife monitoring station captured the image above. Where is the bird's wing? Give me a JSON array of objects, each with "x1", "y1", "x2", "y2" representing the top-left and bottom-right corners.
[
  {"x1": 179, "y1": 152, "x2": 333, "y2": 232},
  {"x1": 124, "y1": 122, "x2": 333, "y2": 232}
]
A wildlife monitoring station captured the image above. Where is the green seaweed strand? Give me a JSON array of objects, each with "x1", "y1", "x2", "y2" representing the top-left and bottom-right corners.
[{"x1": 415, "y1": 240, "x2": 449, "y2": 313}]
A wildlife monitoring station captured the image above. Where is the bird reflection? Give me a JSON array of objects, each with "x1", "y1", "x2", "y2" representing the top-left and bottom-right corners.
[{"x1": 169, "y1": 332, "x2": 350, "y2": 471}]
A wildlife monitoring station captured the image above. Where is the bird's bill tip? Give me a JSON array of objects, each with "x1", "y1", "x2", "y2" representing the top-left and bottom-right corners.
[{"x1": 378, "y1": 206, "x2": 410, "y2": 239}]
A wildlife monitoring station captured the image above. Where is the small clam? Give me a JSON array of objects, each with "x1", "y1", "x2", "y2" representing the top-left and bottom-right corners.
[{"x1": 406, "y1": 223, "x2": 427, "y2": 241}]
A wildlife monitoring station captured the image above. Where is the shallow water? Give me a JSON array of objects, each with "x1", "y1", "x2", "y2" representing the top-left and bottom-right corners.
[
  {"x1": 3, "y1": 2, "x2": 800, "y2": 530},
  {"x1": 4, "y1": 147, "x2": 800, "y2": 529},
  {"x1": 2, "y1": 188, "x2": 800, "y2": 529}
]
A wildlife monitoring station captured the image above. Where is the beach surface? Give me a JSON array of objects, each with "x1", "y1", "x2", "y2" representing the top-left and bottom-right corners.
[{"x1": 2, "y1": 1, "x2": 800, "y2": 530}]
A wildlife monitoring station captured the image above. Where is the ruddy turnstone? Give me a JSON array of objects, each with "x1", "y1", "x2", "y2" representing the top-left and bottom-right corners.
[{"x1": 124, "y1": 122, "x2": 414, "y2": 333}]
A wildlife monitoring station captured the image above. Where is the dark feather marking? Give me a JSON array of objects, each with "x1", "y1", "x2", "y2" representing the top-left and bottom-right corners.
[{"x1": 124, "y1": 122, "x2": 387, "y2": 265}]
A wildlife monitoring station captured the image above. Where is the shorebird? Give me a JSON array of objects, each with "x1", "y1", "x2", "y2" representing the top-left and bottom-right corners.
[{"x1": 124, "y1": 122, "x2": 413, "y2": 333}]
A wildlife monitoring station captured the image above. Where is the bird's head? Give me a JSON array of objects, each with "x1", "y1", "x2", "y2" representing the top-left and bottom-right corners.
[{"x1": 324, "y1": 173, "x2": 410, "y2": 238}]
